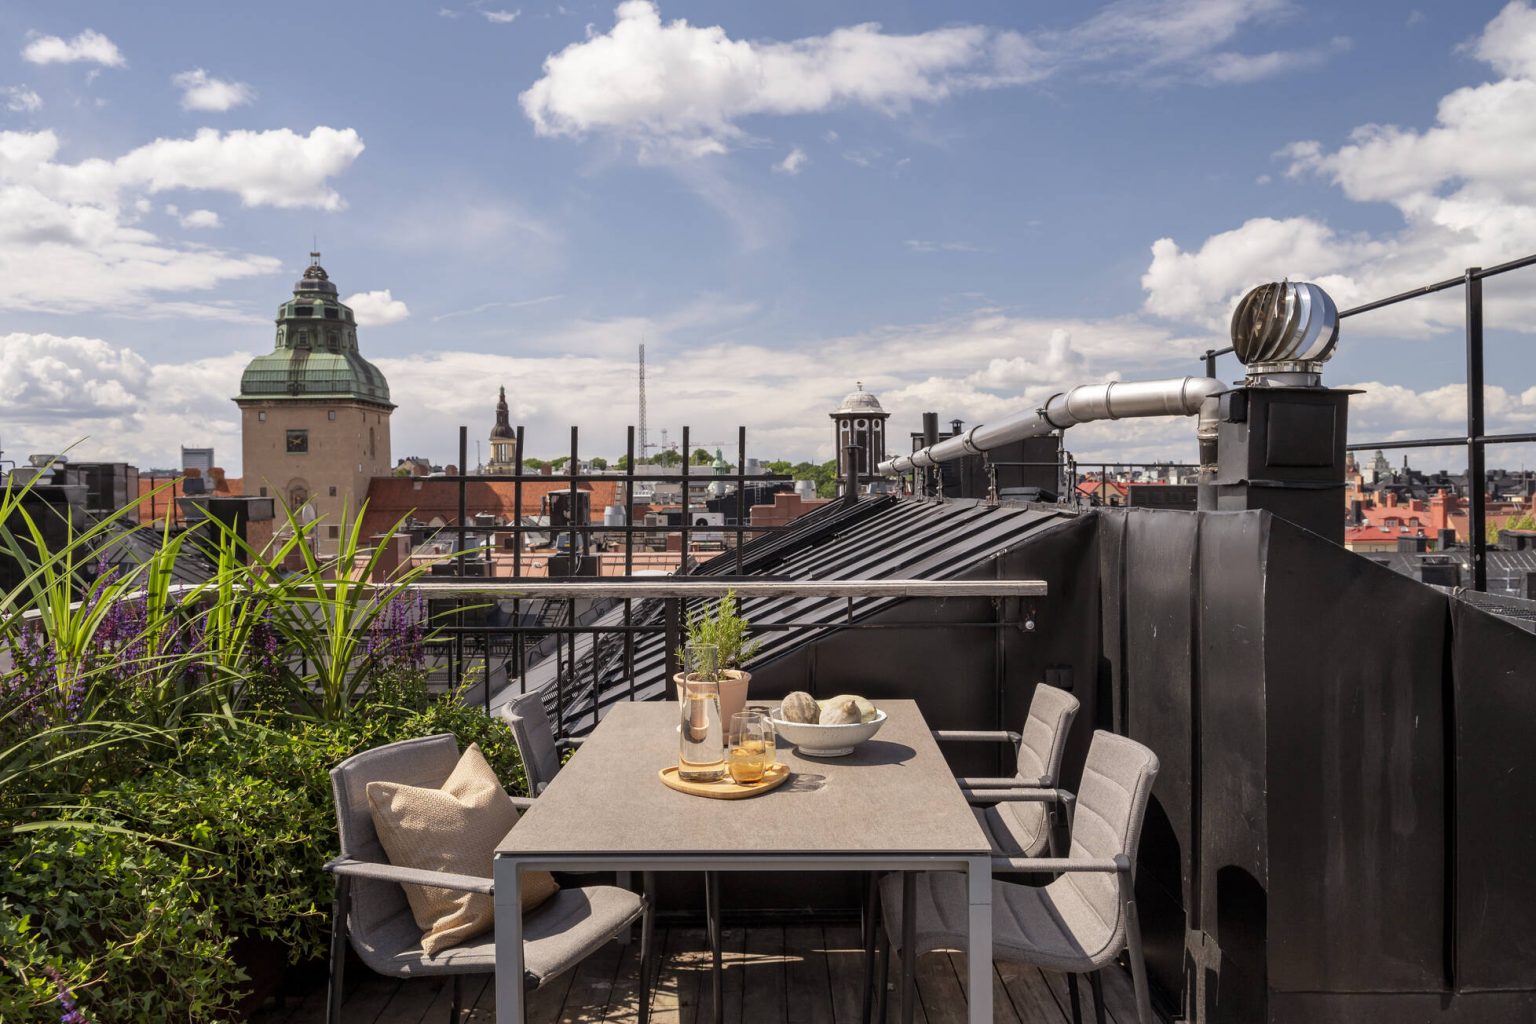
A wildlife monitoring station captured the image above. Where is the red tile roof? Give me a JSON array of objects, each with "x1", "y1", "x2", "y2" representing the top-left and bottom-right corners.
[{"x1": 361, "y1": 476, "x2": 624, "y2": 538}]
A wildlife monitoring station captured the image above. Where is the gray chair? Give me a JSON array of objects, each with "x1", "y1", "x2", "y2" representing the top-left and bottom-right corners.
[
  {"x1": 324, "y1": 733, "x2": 655, "y2": 1024},
  {"x1": 935, "y1": 683, "x2": 1081, "y2": 859},
  {"x1": 876, "y1": 730, "x2": 1160, "y2": 1024},
  {"x1": 499, "y1": 690, "x2": 583, "y2": 795}
]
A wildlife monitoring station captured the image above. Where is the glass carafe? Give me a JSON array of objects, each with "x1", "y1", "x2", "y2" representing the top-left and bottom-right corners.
[{"x1": 678, "y1": 645, "x2": 725, "y2": 782}]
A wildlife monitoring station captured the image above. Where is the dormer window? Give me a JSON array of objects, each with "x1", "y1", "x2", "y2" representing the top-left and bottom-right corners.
[
  {"x1": 327, "y1": 331, "x2": 340, "y2": 352},
  {"x1": 294, "y1": 305, "x2": 314, "y2": 317},
  {"x1": 296, "y1": 330, "x2": 310, "y2": 348},
  {"x1": 324, "y1": 307, "x2": 338, "y2": 319}
]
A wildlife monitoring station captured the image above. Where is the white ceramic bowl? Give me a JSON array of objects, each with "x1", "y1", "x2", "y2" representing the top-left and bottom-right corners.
[{"x1": 769, "y1": 707, "x2": 887, "y2": 757}]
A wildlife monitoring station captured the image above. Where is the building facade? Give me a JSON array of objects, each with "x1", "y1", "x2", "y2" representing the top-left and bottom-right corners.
[
  {"x1": 235, "y1": 254, "x2": 394, "y2": 554},
  {"x1": 487, "y1": 386, "x2": 518, "y2": 474},
  {"x1": 830, "y1": 382, "x2": 889, "y2": 496}
]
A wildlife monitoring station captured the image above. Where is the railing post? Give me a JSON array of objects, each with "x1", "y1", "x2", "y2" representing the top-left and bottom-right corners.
[
  {"x1": 663, "y1": 596, "x2": 681, "y2": 692},
  {"x1": 680, "y1": 426, "x2": 691, "y2": 570},
  {"x1": 456, "y1": 425, "x2": 467, "y2": 693},
  {"x1": 1466, "y1": 267, "x2": 1487, "y2": 592}
]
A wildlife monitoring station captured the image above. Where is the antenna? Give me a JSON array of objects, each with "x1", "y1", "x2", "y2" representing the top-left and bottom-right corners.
[{"x1": 638, "y1": 342, "x2": 647, "y2": 461}]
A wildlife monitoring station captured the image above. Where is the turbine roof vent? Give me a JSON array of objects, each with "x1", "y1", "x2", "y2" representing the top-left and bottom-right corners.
[{"x1": 1230, "y1": 281, "x2": 1339, "y2": 386}]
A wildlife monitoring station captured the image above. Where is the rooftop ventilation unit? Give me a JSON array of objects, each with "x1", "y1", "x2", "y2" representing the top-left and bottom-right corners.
[{"x1": 878, "y1": 280, "x2": 1356, "y2": 542}]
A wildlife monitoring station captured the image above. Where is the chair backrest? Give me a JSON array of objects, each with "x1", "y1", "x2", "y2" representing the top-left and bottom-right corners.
[
  {"x1": 499, "y1": 691, "x2": 562, "y2": 795},
  {"x1": 1015, "y1": 683, "x2": 1080, "y2": 787},
  {"x1": 330, "y1": 733, "x2": 462, "y2": 950},
  {"x1": 1061, "y1": 730, "x2": 1160, "y2": 939}
]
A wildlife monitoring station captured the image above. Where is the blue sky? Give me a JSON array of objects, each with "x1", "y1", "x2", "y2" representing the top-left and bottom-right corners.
[{"x1": 1, "y1": 0, "x2": 1533, "y2": 474}]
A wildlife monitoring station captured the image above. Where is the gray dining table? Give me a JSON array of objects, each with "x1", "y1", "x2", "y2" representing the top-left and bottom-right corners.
[{"x1": 493, "y1": 698, "x2": 993, "y2": 1023}]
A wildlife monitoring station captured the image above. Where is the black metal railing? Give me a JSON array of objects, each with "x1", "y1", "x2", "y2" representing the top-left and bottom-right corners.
[
  {"x1": 408, "y1": 578, "x2": 1048, "y2": 743},
  {"x1": 1201, "y1": 253, "x2": 1536, "y2": 591}
]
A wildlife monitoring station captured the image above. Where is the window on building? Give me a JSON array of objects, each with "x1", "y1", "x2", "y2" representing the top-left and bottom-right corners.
[
  {"x1": 329, "y1": 485, "x2": 337, "y2": 497},
  {"x1": 259, "y1": 486, "x2": 267, "y2": 497},
  {"x1": 286, "y1": 429, "x2": 309, "y2": 454},
  {"x1": 257, "y1": 411, "x2": 267, "y2": 422},
  {"x1": 328, "y1": 525, "x2": 339, "y2": 539},
  {"x1": 295, "y1": 330, "x2": 310, "y2": 348},
  {"x1": 324, "y1": 307, "x2": 338, "y2": 320},
  {"x1": 328, "y1": 409, "x2": 336, "y2": 421},
  {"x1": 294, "y1": 305, "x2": 313, "y2": 317},
  {"x1": 327, "y1": 332, "x2": 339, "y2": 351}
]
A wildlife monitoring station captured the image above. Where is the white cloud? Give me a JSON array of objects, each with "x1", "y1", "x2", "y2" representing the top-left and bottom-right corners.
[
  {"x1": 0, "y1": 333, "x2": 250, "y2": 469},
  {"x1": 0, "y1": 126, "x2": 363, "y2": 313},
  {"x1": 1202, "y1": 36, "x2": 1350, "y2": 84},
  {"x1": 519, "y1": 1, "x2": 1040, "y2": 157},
  {"x1": 344, "y1": 289, "x2": 411, "y2": 327},
  {"x1": 773, "y1": 146, "x2": 808, "y2": 175},
  {"x1": 178, "y1": 208, "x2": 221, "y2": 229},
  {"x1": 481, "y1": 8, "x2": 521, "y2": 23},
  {"x1": 1142, "y1": 2, "x2": 1536, "y2": 334},
  {"x1": 3, "y1": 86, "x2": 41, "y2": 113},
  {"x1": 172, "y1": 68, "x2": 257, "y2": 112},
  {"x1": 21, "y1": 29, "x2": 125, "y2": 68}
]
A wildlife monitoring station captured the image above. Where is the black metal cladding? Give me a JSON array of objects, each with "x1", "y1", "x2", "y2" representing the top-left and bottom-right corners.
[{"x1": 507, "y1": 496, "x2": 1536, "y2": 1021}]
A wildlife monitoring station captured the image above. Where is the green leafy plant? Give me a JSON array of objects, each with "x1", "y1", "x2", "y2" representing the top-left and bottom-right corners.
[
  {"x1": 265, "y1": 502, "x2": 435, "y2": 721},
  {"x1": 676, "y1": 589, "x2": 761, "y2": 680},
  {"x1": 0, "y1": 827, "x2": 243, "y2": 1023}
]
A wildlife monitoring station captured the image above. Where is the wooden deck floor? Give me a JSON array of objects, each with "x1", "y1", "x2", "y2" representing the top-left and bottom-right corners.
[{"x1": 254, "y1": 924, "x2": 1146, "y2": 1024}]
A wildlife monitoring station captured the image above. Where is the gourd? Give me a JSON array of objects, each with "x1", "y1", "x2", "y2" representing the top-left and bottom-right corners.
[
  {"x1": 818, "y1": 699, "x2": 863, "y2": 725},
  {"x1": 780, "y1": 691, "x2": 820, "y2": 724},
  {"x1": 821, "y1": 694, "x2": 878, "y2": 723}
]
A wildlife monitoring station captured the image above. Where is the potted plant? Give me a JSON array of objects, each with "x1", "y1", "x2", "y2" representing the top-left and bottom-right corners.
[{"x1": 674, "y1": 589, "x2": 761, "y2": 724}]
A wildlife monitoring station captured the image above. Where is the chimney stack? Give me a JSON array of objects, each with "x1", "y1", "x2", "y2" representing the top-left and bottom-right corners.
[{"x1": 1205, "y1": 281, "x2": 1354, "y2": 545}]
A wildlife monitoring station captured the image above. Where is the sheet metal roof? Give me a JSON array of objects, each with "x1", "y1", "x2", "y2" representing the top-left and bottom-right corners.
[{"x1": 495, "y1": 496, "x2": 1072, "y2": 727}]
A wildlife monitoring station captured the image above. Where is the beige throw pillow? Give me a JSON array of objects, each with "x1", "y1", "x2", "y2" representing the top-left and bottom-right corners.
[{"x1": 366, "y1": 742, "x2": 558, "y2": 956}]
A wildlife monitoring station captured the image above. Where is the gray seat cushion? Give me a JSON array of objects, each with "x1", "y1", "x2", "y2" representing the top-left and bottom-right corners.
[
  {"x1": 880, "y1": 871, "x2": 1118, "y2": 973},
  {"x1": 358, "y1": 885, "x2": 644, "y2": 985}
]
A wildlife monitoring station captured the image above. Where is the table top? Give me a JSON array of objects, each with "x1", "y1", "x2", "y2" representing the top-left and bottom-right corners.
[{"x1": 495, "y1": 699, "x2": 990, "y2": 860}]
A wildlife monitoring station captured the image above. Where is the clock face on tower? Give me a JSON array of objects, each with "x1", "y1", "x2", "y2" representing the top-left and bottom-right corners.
[{"x1": 286, "y1": 429, "x2": 309, "y2": 453}]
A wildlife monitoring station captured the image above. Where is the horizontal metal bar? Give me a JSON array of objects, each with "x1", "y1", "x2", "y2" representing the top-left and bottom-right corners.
[
  {"x1": 1346, "y1": 432, "x2": 1536, "y2": 452},
  {"x1": 419, "y1": 472, "x2": 794, "y2": 485},
  {"x1": 410, "y1": 579, "x2": 1048, "y2": 599},
  {"x1": 495, "y1": 854, "x2": 981, "y2": 872},
  {"x1": 427, "y1": 620, "x2": 1011, "y2": 636}
]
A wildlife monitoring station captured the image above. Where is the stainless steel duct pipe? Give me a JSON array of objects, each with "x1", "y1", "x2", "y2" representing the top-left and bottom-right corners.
[{"x1": 876, "y1": 376, "x2": 1224, "y2": 477}]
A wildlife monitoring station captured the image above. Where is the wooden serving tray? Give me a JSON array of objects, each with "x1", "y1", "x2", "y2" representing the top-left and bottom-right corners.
[{"x1": 659, "y1": 762, "x2": 790, "y2": 799}]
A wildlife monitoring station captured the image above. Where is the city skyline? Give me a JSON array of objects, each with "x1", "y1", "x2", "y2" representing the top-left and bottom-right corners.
[{"x1": 1, "y1": 1, "x2": 1534, "y2": 474}]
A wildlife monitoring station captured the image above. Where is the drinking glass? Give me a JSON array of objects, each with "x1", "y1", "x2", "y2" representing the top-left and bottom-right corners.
[{"x1": 728, "y1": 710, "x2": 773, "y2": 784}]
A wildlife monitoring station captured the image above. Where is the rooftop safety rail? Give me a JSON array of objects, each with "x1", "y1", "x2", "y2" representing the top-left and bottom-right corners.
[
  {"x1": 1202, "y1": 252, "x2": 1536, "y2": 592},
  {"x1": 402, "y1": 576, "x2": 1049, "y2": 747}
]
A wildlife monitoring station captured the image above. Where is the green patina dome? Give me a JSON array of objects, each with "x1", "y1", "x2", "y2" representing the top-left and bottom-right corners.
[{"x1": 238, "y1": 254, "x2": 394, "y2": 407}]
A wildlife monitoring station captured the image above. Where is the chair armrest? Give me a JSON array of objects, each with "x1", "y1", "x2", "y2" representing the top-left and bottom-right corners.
[
  {"x1": 509, "y1": 795, "x2": 535, "y2": 811},
  {"x1": 324, "y1": 856, "x2": 495, "y2": 895},
  {"x1": 932, "y1": 730, "x2": 1022, "y2": 745},
  {"x1": 956, "y1": 775, "x2": 1048, "y2": 789},
  {"x1": 961, "y1": 787, "x2": 1072, "y2": 805},
  {"x1": 990, "y1": 855, "x2": 1128, "y2": 874}
]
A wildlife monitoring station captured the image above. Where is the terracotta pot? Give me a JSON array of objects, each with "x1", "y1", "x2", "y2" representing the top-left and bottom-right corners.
[{"x1": 674, "y1": 669, "x2": 752, "y2": 725}]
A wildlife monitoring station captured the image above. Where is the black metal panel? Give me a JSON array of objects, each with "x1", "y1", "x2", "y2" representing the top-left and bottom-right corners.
[
  {"x1": 994, "y1": 514, "x2": 1103, "y2": 789},
  {"x1": 1263, "y1": 517, "x2": 1447, "y2": 993},
  {"x1": 1115, "y1": 508, "x2": 1200, "y2": 1011},
  {"x1": 1096, "y1": 509, "x2": 1129, "y2": 733},
  {"x1": 1196, "y1": 511, "x2": 1272, "y2": 1022},
  {"x1": 1450, "y1": 596, "x2": 1536, "y2": 989}
]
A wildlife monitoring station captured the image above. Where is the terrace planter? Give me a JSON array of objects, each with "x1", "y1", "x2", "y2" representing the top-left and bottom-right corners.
[{"x1": 674, "y1": 669, "x2": 751, "y2": 725}]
